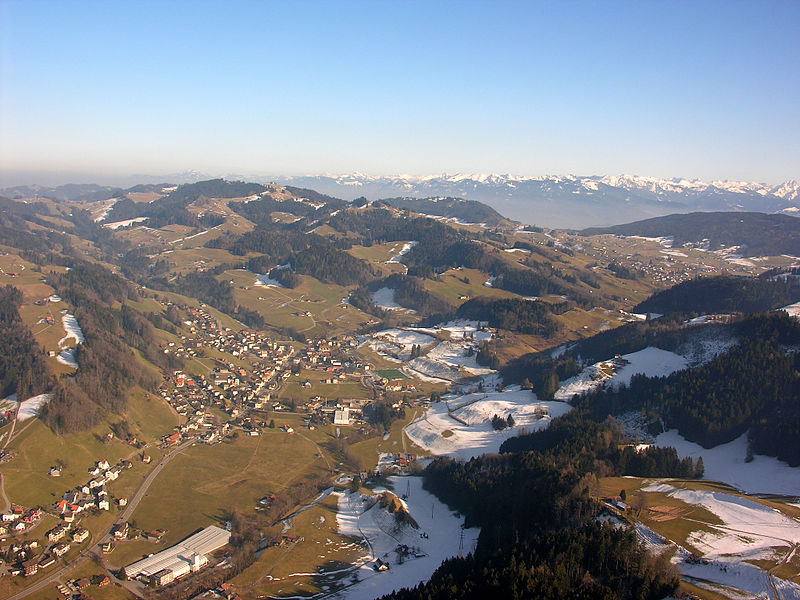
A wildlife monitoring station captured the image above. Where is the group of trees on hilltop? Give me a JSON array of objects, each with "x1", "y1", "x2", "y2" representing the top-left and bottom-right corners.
[
  {"x1": 499, "y1": 411, "x2": 702, "y2": 480},
  {"x1": 359, "y1": 274, "x2": 454, "y2": 317},
  {"x1": 634, "y1": 275, "x2": 798, "y2": 315},
  {"x1": 106, "y1": 178, "x2": 261, "y2": 229},
  {"x1": 457, "y1": 297, "x2": 562, "y2": 336},
  {"x1": 581, "y1": 211, "x2": 800, "y2": 257},
  {"x1": 211, "y1": 225, "x2": 375, "y2": 287}
]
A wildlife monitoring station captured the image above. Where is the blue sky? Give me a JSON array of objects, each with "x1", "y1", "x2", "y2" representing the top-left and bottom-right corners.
[{"x1": 1, "y1": 0, "x2": 798, "y2": 184}]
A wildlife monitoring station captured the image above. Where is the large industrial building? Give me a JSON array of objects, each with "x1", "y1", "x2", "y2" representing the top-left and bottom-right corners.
[{"x1": 123, "y1": 525, "x2": 230, "y2": 585}]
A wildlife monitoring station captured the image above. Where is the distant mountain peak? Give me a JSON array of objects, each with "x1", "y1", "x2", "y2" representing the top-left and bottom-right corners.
[{"x1": 263, "y1": 173, "x2": 800, "y2": 229}]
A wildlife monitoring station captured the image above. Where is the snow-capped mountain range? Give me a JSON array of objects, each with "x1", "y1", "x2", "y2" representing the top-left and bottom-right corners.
[
  {"x1": 255, "y1": 173, "x2": 799, "y2": 229},
  {"x1": 4, "y1": 172, "x2": 799, "y2": 229}
]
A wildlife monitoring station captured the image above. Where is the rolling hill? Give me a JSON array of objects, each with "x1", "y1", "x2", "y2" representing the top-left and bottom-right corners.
[{"x1": 581, "y1": 211, "x2": 800, "y2": 257}]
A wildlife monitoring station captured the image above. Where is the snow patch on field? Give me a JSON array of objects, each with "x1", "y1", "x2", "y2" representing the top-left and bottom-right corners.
[
  {"x1": 59, "y1": 314, "x2": 85, "y2": 346},
  {"x1": 781, "y1": 301, "x2": 800, "y2": 317},
  {"x1": 439, "y1": 320, "x2": 491, "y2": 341},
  {"x1": 635, "y1": 508, "x2": 800, "y2": 597},
  {"x1": 404, "y1": 357, "x2": 464, "y2": 382},
  {"x1": 57, "y1": 313, "x2": 84, "y2": 370},
  {"x1": 427, "y1": 341, "x2": 494, "y2": 376},
  {"x1": 386, "y1": 241, "x2": 418, "y2": 263},
  {"x1": 367, "y1": 321, "x2": 494, "y2": 384},
  {"x1": 92, "y1": 198, "x2": 118, "y2": 222},
  {"x1": 553, "y1": 347, "x2": 688, "y2": 401},
  {"x1": 372, "y1": 288, "x2": 414, "y2": 312},
  {"x1": 404, "y1": 388, "x2": 572, "y2": 460},
  {"x1": 675, "y1": 330, "x2": 738, "y2": 366},
  {"x1": 675, "y1": 545, "x2": 795, "y2": 600},
  {"x1": 334, "y1": 476, "x2": 478, "y2": 599},
  {"x1": 103, "y1": 217, "x2": 148, "y2": 229},
  {"x1": 366, "y1": 329, "x2": 436, "y2": 360},
  {"x1": 17, "y1": 393, "x2": 52, "y2": 421},
  {"x1": 254, "y1": 272, "x2": 284, "y2": 288},
  {"x1": 643, "y1": 482, "x2": 800, "y2": 556},
  {"x1": 628, "y1": 235, "x2": 674, "y2": 248},
  {"x1": 57, "y1": 349, "x2": 79, "y2": 369},
  {"x1": 611, "y1": 347, "x2": 688, "y2": 386},
  {"x1": 654, "y1": 430, "x2": 800, "y2": 496}
]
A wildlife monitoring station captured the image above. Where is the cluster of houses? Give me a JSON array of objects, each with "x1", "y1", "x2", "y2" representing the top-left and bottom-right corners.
[
  {"x1": 0, "y1": 506, "x2": 42, "y2": 537},
  {"x1": 376, "y1": 453, "x2": 418, "y2": 474},
  {"x1": 1, "y1": 511, "x2": 91, "y2": 578},
  {"x1": 52, "y1": 459, "x2": 130, "y2": 520},
  {"x1": 0, "y1": 458, "x2": 134, "y2": 579}
]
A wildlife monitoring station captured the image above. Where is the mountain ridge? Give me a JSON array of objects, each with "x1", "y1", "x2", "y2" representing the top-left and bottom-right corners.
[{"x1": 3, "y1": 172, "x2": 800, "y2": 230}]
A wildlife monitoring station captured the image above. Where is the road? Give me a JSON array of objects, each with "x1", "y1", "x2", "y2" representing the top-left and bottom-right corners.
[
  {"x1": 0, "y1": 473, "x2": 11, "y2": 514},
  {"x1": 6, "y1": 437, "x2": 195, "y2": 600}
]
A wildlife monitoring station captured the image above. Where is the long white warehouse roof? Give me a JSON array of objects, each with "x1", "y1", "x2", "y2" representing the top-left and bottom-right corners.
[{"x1": 124, "y1": 525, "x2": 231, "y2": 578}]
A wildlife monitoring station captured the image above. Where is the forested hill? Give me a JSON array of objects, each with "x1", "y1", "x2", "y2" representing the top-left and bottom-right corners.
[
  {"x1": 576, "y1": 313, "x2": 800, "y2": 465},
  {"x1": 580, "y1": 211, "x2": 800, "y2": 257},
  {"x1": 380, "y1": 196, "x2": 510, "y2": 226},
  {"x1": 633, "y1": 274, "x2": 799, "y2": 315},
  {"x1": 105, "y1": 178, "x2": 269, "y2": 228}
]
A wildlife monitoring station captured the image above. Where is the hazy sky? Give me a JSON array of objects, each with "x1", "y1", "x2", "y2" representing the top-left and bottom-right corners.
[{"x1": 1, "y1": 0, "x2": 798, "y2": 185}]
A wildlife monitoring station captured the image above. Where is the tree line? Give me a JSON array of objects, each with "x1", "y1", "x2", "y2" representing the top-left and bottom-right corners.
[{"x1": 0, "y1": 285, "x2": 55, "y2": 400}]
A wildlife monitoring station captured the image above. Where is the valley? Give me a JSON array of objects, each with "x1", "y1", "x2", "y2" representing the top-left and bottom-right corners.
[{"x1": 0, "y1": 179, "x2": 798, "y2": 600}]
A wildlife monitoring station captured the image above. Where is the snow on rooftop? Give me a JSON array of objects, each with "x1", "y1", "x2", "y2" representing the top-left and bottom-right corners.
[{"x1": 124, "y1": 525, "x2": 230, "y2": 578}]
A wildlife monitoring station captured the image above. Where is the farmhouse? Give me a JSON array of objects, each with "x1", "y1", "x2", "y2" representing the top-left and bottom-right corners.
[{"x1": 123, "y1": 525, "x2": 230, "y2": 585}]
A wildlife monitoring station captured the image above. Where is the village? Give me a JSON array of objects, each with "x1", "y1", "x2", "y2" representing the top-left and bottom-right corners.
[{"x1": 155, "y1": 302, "x2": 426, "y2": 447}]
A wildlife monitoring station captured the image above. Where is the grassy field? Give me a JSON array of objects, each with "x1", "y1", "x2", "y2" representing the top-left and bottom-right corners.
[
  {"x1": 224, "y1": 270, "x2": 375, "y2": 337},
  {"x1": 231, "y1": 492, "x2": 361, "y2": 598},
  {"x1": 121, "y1": 415, "x2": 337, "y2": 553},
  {"x1": 423, "y1": 267, "x2": 518, "y2": 305},
  {"x1": 374, "y1": 369, "x2": 409, "y2": 380},
  {"x1": 346, "y1": 241, "x2": 414, "y2": 277},
  {"x1": 1, "y1": 389, "x2": 178, "y2": 510},
  {"x1": 278, "y1": 370, "x2": 373, "y2": 405}
]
